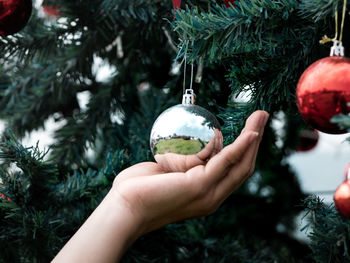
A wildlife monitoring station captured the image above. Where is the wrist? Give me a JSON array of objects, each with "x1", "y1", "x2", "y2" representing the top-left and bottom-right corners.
[
  {"x1": 108, "y1": 188, "x2": 145, "y2": 245},
  {"x1": 53, "y1": 189, "x2": 144, "y2": 263}
]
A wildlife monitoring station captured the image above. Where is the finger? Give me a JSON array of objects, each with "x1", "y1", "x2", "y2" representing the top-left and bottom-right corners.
[
  {"x1": 234, "y1": 111, "x2": 269, "y2": 177},
  {"x1": 241, "y1": 110, "x2": 268, "y2": 135},
  {"x1": 156, "y1": 129, "x2": 224, "y2": 173},
  {"x1": 215, "y1": 130, "x2": 264, "y2": 199},
  {"x1": 240, "y1": 111, "x2": 269, "y2": 175},
  {"x1": 248, "y1": 115, "x2": 268, "y2": 174},
  {"x1": 155, "y1": 153, "x2": 204, "y2": 173},
  {"x1": 214, "y1": 114, "x2": 269, "y2": 202},
  {"x1": 203, "y1": 111, "x2": 268, "y2": 181},
  {"x1": 213, "y1": 129, "x2": 224, "y2": 156},
  {"x1": 115, "y1": 162, "x2": 164, "y2": 184},
  {"x1": 196, "y1": 128, "x2": 223, "y2": 161},
  {"x1": 203, "y1": 131, "x2": 259, "y2": 182},
  {"x1": 196, "y1": 135, "x2": 216, "y2": 161}
]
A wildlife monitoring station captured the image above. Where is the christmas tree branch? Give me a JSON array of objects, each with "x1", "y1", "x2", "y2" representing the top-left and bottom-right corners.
[
  {"x1": 49, "y1": 84, "x2": 120, "y2": 166},
  {"x1": 331, "y1": 115, "x2": 350, "y2": 142},
  {"x1": 0, "y1": 132, "x2": 57, "y2": 183},
  {"x1": 302, "y1": 196, "x2": 350, "y2": 263},
  {"x1": 0, "y1": 60, "x2": 84, "y2": 136},
  {"x1": 172, "y1": 0, "x2": 305, "y2": 62}
]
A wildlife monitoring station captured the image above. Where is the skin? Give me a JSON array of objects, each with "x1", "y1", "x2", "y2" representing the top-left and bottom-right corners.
[
  {"x1": 154, "y1": 128, "x2": 224, "y2": 172},
  {"x1": 52, "y1": 110, "x2": 269, "y2": 263}
]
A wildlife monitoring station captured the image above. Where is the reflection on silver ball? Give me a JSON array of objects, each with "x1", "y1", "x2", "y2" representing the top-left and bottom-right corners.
[{"x1": 150, "y1": 104, "x2": 223, "y2": 170}]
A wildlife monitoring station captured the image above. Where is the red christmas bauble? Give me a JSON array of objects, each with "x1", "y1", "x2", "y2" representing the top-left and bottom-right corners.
[
  {"x1": 334, "y1": 181, "x2": 350, "y2": 218},
  {"x1": 42, "y1": 5, "x2": 59, "y2": 17},
  {"x1": 334, "y1": 165, "x2": 350, "y2": 218},
  {"x1": 0, "y1": 0, "x2": 32, "y2": 36},
  {"x1": 224, "y1": 0, "x2": 237, "y2": 8},
  {"x1": 296, "y1": 128, "x2": 319, "y2": 152},
  {"x1": 296, "y1": 56, "x2": 350, "y2": 134}
]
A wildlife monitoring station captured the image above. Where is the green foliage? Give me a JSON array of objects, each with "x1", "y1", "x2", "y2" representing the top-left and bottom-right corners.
[
  {"x1": 303, "y1": 196, "x2": 350, "y2": 263},
  {"x1": 0, "y1": 0, "x2": 349, "y2": 262},
  {"x1": 218, "y1": 102, "x2": 253, "y2": 144},
  {"x1": 172, "y1": 0, "x2": 350, "y2": 122},
  {"x1": 332, "y1": 115, "x2": 350, "y2": 142},
  {"x1": 0, "y1": 131, "x2": 128, "y2": 262},
  {"x1": 332, "y1": 115, "x2": 350, "y2": 129},
  {"x1": 174, "y1": 0, "x2": 301, "y2": 62}
]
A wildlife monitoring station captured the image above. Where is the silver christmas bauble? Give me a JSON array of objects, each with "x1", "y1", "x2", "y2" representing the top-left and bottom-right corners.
[{"x1": 150, "y1": 103, "x2": 223, "y2": 169}]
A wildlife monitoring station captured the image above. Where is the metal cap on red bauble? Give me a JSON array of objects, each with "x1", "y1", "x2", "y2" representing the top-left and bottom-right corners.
[
  {"x1": 296, "y1": 51, "x2": 350, "y2": 134},
  {"x1": 0, "y1": 0, "x2": 32, "y2": 36}
]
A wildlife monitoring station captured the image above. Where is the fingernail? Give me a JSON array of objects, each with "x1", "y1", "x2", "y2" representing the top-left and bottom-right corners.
[{"x1": 249, "y1": 132, "x2": 259, "y2": 143}]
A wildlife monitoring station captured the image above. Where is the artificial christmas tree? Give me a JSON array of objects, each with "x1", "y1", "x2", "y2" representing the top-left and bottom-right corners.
[{"x1": 0, "y1": 0, "x2": 349, "y2": 262}]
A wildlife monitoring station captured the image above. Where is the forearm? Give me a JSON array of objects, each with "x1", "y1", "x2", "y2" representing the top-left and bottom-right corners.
[{"x1": 52, "y1": 190, "x2": 142, "y2": 263}]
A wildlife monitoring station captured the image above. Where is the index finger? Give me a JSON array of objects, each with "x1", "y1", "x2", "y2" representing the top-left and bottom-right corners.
[
  {"x1": 204, "y1": 131, "x2": 258, "y2": 181},
  {"x1": 203, "y1": 111, "x2": 268, "y2": 182}
]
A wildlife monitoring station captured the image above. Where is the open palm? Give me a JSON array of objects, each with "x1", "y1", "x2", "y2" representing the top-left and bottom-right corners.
[
  {"x1": 53, "y1": 111, "x2": 268, "y2": 263},
  {"x1": 112, "y1": 111, "x2": 269, "y2": 234}
]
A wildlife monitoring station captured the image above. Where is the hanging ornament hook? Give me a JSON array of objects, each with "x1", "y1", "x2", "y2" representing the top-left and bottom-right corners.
[
  {"x1": 339, "y1": 0, "x2": 347, "y2": 43},
  {"x1": 320, "y1": 0, "x2": 347, "y2": 56},
  {"x1": 183, "y1": 53, "x2": 187, "y2": 95},
  {"x1": 182, "y1": 89, "x2": 196, "y2": 105},
  {"x1": 182, "y1": 64, "x2": 196, "y2": 105},
  {"x1": 330, "y1": 40, "x2": 345, "y2": 56},
  {"x1": 182, "y1": 41, "x2": 196, "y2": 105}
]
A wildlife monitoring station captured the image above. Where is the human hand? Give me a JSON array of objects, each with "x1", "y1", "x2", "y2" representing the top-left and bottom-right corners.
[
  {"x1": 52, "y1": 110, "x2": 268, "y2": 263},
  {"x1": 112, "y1": 110, "x2": 269, "y2": 235}
]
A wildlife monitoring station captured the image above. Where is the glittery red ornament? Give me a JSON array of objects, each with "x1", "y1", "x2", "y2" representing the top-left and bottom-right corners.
[
  {"x1": 296, "y1": 56, "x2": 350, "y2": 134},
  {"x1": 334, "y1": 164, "x2": 350, "y2": 218},
  {"x1": 296, "y1": 128, "x2": 319, "y2": 152},
  {"x1": 0, "y1": 0, "x2": 32, "y2": 36},
  {"x1": 224, "y1": 0, "x2": 237, "y2": 8}
]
